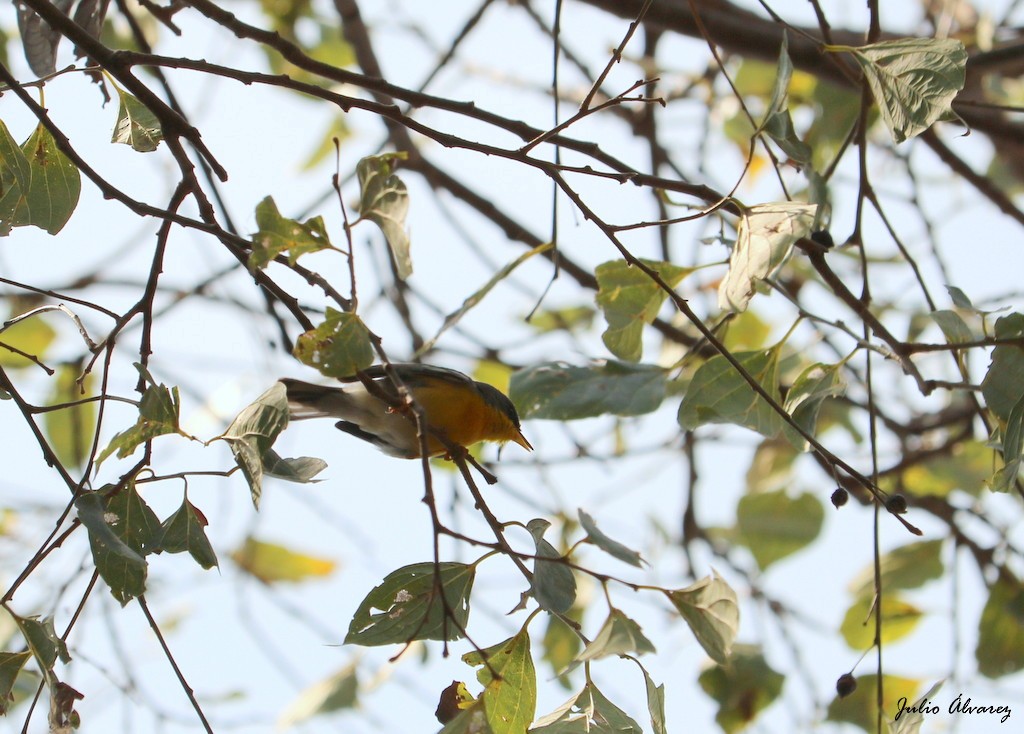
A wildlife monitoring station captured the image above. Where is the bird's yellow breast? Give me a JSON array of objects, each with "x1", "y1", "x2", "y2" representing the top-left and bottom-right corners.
[{"x1": 409, "y1": 383, "x2": 493, "y2": 454}]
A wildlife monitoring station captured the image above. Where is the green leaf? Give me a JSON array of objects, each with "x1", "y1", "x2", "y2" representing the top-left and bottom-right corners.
[
  {"x1": 300, "y1": 116, "x2": 352, "y2": 170},
  {"x1": 248, "y1": 195, "x2": 332, "y2": 270},
  {"x1": 106, "y1": 480, "x2": 162, "y2": 554},
  {"x1": 530, "y1": 682, "x2": 642, "y2": 734},
  {"x1": 111, "y1": 89, "x2": 163, "y2": 152},
  {"x1": 595, "y1": 258, "x2": 694, "y2": 362},
  {"x1": 982, "y1": 313, "x2": 1024, "y2": 422},
  {"x1": 463, "y1": 630, "x2": 536, "y2": 734},
  {"x1": 578, "y1": 509, "x2": 645, "y2": 568},
  {"x1": 832, "y1": 38, "x2": 967, "y2": 144},
  {"x1": 976, "y1": 577, "x2": 1024, "y2": 678},
  {"x1": 417, "y1": 243, "x2": 553, "y2": 357},
  {"x1": 678, "y1": 346, "x2": 783, "y2": 438},
  {"x1": 527, "y1": 305, "x2": 595, "y2": 334},
  {"x1": 722, "y1": 308, "x2": 772, "y2": 351},
  {"x1": 931, "y1": 309, "x2": 973, "y2": 344},
  {"x1": 841, "y1": 594, "x2": 923, "y2": 649},
  {"x1": 527, "y1": 519, "x2": 577, "y2": 615},
  {"x1": 990, "y1": 456, "x2": 1022, "y2": 494},
  {"x1": 946, "y1": 285, "x2": 977, "y2": 312},
  {"x1": 849, "y1": 540, "x2": 944, "y2": 600},
  {"x1": 763, "y1": 110, "x2": 812, "y2": 165},
  {"x1": 262, "y1": 449, "x2": 327, "y2": 483},
  {"x1": 898, "y1": 439, "x2": 991, "y2": 498},
  {"x1": 97, "y1": 370, "x2": 182, "y2": 465},
  {"x1": 718, "y1": 202, "x2": 816, "y2": 312},
  {"x1": 356, "y1": 152, "x2": 412, "y2": 279},
  {"x1": 75, "y1": 490, "x2": 149, "y2": 605},
  {"x1": 736, "y1": 490, "x2": 823, "y2": 570},
  {"x1": 783, "y1": 361, "x2": 845, "y2": 448},
  {"x1": 440, "y1": 701, "x2": 492, "y2": 734},
  {"x1": 43, "y1": 365, "x2": 96, "y2": 469},
  {"x1": 511, "y1": 361, "x2": 667, "y2": 420},
  {"x1": 1002, "y1": 394, "x2": 1024, "y2": 463},
  {"x1": 292, "y1": 308, "x2": 375, "y2": 379},
  {"x1": 542, "y1": 615, "x2": 582, "y2": 690},
  {"x1": 221, "y1": 382, "x2": 290, "y2": 509},
  {"x1": 0, "y1": 119, "x2": 31, "y2": 233},
  {"x1": 308, "y1": 20, "x2": 357, "y2": 67},
  {"x1": 666, "y1": 570, "x2": 739, "y2": 665},
  {"x1": 759, "y1": 35, "x2": 811, "y2": 164},
  {"x1": 230, "y1": 537, "x2": 336, "y2": 583},
  {"x1": 574, "y1": 609, "x2": 655, "y2": 664},
  {"x1": 11, "y1": 615, "x2": 69, "y2": 672},
  {"x1": 0, "y1": 309, "x2": 56, "y2": 368},
  {"x1": 827, "y1": 674, "x2": 921, "y2": 731},
  {"x1": 278, "y1": 662, "x2": 358, "y2": 729},
  {"x1": 258, "y1": 12, "x2": 356, "y2": 86},
  {"x1": 640, "y1": 666, "x2": 667, "y2": 734},
  {"x1": 0, "y1": 651, "x2": 30, "y2": 715},
  {"x1": 345, "y1": 562, "x2": 475, "y2": 646},
  {"x1": 698, "y1": 645, "x2": 784, "y2": 734},
  {"x1": 745, "y1": 437, "x2": 799, "y2": 493},
  {"x1": 16, "y1": 122, "x2": 81, "y2": 235},
  {"x1": 159, "y1": 498, "x2": 218, "y2": 570},
  {"x1": 17, "y1": 4, "x2": 62, "y2": 76}
]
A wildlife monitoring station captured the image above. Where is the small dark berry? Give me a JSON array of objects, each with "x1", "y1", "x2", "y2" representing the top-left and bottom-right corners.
[
  {"x1": 885, "y1": 494, "x2": 908, "y2": 514},
  {"x1": 831, "y1": 488, "x2": 849, "y2": 508},
  {"x1": 836, "y1": 673, "x2": 857, "y2": 698}
]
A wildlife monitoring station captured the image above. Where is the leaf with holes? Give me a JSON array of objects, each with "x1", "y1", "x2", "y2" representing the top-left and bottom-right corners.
[
  {"x1": 112, "y1": 90, "x2": 163, "y2": 152},
  {"x1": 248, "y1": 196, "x2": 332, "y2": 270},
  {"x1": 463, "y1": 630, "x2": 536, "y2": 734},
  {"x1": 76, "y1": 489, "x2": 155, "y2": 605},
  {"x1": 345, "y1": 562, "x2": 475, "y2": 646},
  {"x1": 98, "y1": 367, "x2": 183, "y2": 466},
  {"x1": 357, "y1": 152, "x2": 412, "y2": 279},
  {"x1": 293, "y1": 308, "x2": 374, "y2": 379}
]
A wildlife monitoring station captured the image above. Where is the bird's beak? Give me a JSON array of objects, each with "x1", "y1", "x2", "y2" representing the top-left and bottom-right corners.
[{"x1": 511, "y1": 431, "x2": 533, "y2": 452}]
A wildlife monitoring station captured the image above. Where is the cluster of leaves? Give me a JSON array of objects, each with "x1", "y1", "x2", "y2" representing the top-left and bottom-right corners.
[
  {"x1": 0, "y1": 88, "x2": 160, "y2": 237},
  {"x1": 295, "y1": 518, "x2": 741, "y2": 734}
]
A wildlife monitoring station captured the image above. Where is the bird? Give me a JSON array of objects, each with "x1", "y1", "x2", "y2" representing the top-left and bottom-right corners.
[{"x1": 280, "y1": 363, "x2": 532, "y2": 459}]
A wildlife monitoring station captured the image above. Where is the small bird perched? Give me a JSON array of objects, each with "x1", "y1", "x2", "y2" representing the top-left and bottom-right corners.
[{"x1": 280, "y1": 363, "x2": 532, "y2": 459}]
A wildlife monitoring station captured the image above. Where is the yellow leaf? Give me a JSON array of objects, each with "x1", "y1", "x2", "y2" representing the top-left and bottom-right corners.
[{"x1": 230, "y1": 537, "x2": 336, "y2": 583}]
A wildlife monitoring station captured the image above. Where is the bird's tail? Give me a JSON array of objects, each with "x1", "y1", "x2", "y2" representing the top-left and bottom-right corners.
[{"x1": 279, "y1": 378, "x2": 351, "y2": 420}]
